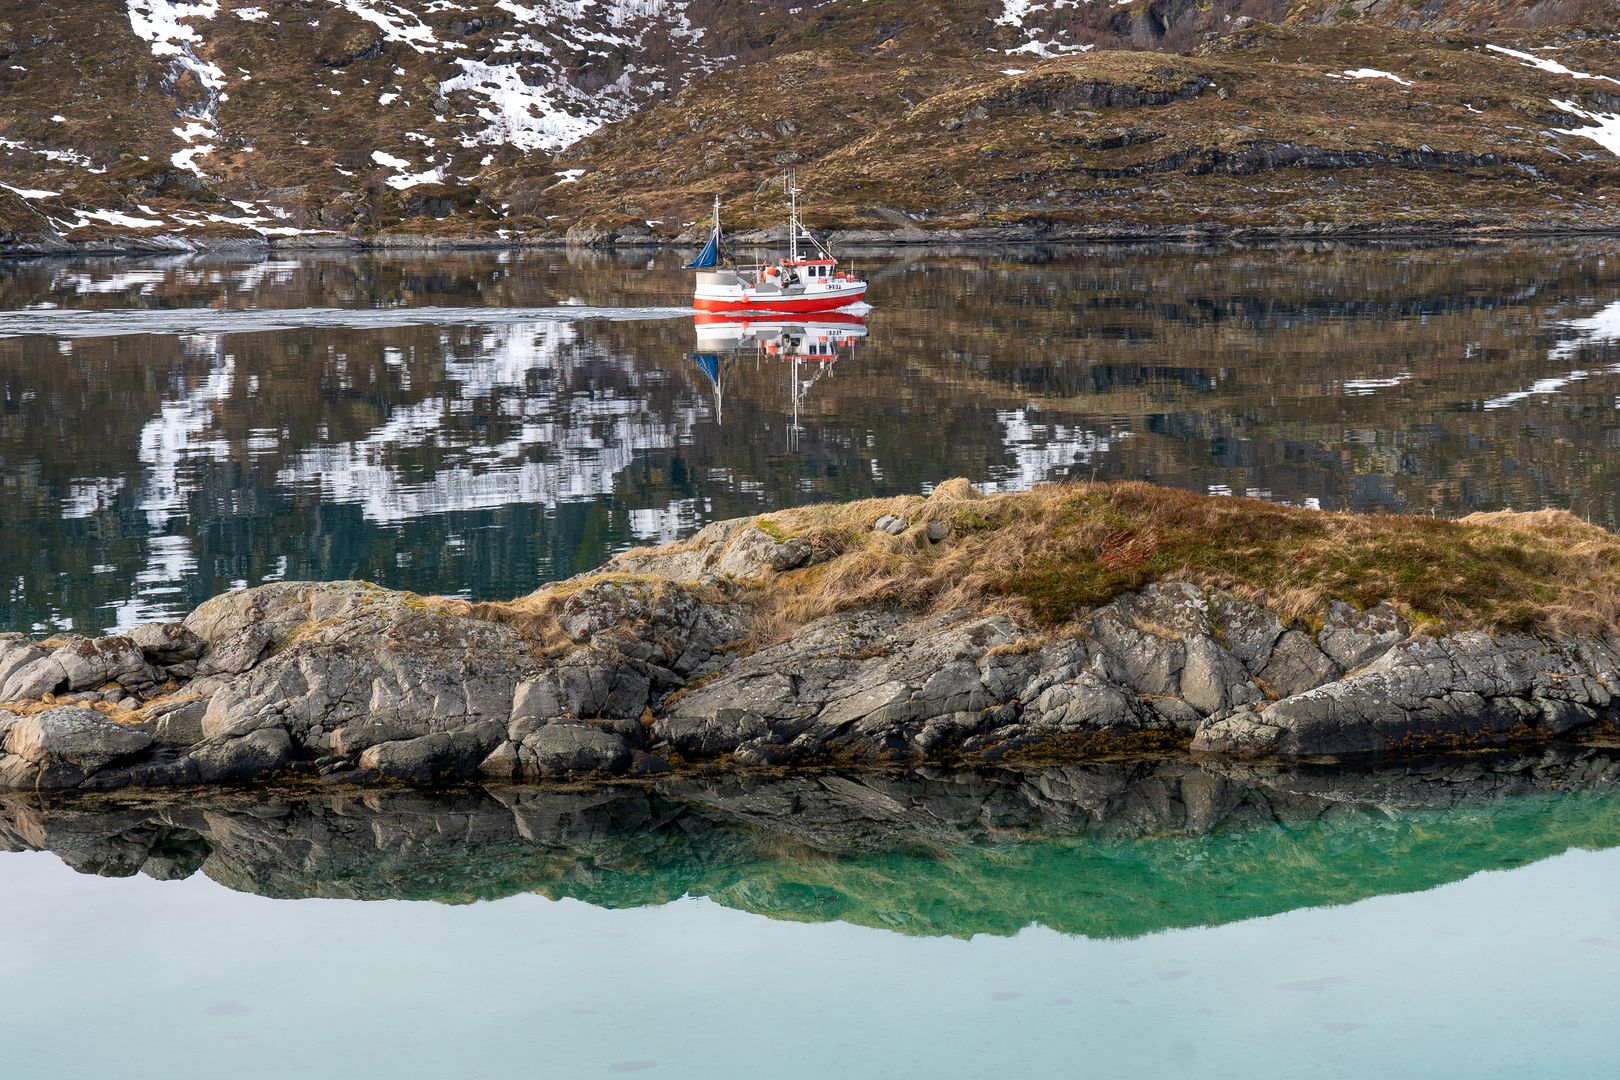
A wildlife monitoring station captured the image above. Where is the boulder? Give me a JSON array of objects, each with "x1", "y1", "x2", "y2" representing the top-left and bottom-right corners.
[
  {"x1": 1209, "y1": 592, "x2": 1286, "y2": 673},
  {"x1": 127, "y1": 623, "x2": 206, "y2": 664},
  {"x1": 714, "y1": 526, "x2": 809, "y2": 578},
  {"x1": 191, "y1": 728, "x2": 295, "y2": 783},
  {"x1": 1196, "y1": 631, "x2": 1612, "y2": 756},
  {"x1": 1179, "y1": 636, "x2": 1264, "y2": 716},
  {"x1": 0, "y1": 637, "x2": 47, "y2": 693},
  {"x1": 331, "y1": 721, "x2": 420, "y2": 756},
  {"x1": 357, "y1": 720, "x2": 505, "y2": 782},
  {"x1": 522, "y1": 722, "x2": 631, "y2": 776},
  {"x1": 5, "y1": 707, "x2": 151, "y2": 772},
  {"x1": 479, "y1": 740, "x2": 522, "y2": 778},
  {"x1": 654, "y1": 707, "x2": 771, "y2": 757},
  {"x1": 194, "y1": 624, "x2": 270, "y2": 676}
]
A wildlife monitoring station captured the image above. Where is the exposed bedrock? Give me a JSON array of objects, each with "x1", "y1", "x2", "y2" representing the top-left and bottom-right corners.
[{"x1": 2, "y1": 518, "x2": 1620, "y2": 790}]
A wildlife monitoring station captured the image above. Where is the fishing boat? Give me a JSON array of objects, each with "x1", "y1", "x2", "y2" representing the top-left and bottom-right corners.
[{"x1": 685, "y1": 175, "x2": 867, "y2": 314}]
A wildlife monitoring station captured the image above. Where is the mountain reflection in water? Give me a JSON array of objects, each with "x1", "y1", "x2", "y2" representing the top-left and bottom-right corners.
[
  {"x1": 7, "y1": 749, "x2": 1619, "y2": 940},
  {"x1": 10, "y1": 241, "x2": 1620, "y2": 635}
]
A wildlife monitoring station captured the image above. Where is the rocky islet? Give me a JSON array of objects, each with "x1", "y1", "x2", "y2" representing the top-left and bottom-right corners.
[{"x1": 3, "y1": 488, "x2": 1620, "y2": 792}]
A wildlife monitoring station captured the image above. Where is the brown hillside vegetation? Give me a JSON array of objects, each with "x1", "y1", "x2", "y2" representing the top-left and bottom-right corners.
[
  {"x1": 529, "y1": 24, "x2": 1620, "y2": 237},
  {"x1": 450, "y1": 482, "x2": 1620, "y2": 654}
]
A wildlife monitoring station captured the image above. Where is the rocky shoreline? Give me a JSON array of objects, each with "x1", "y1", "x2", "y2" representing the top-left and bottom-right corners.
[
  {"x1": 8, "y1": 219, "x2": 1620, "y2": 261},
  {"x1": 3, "y1": 500, "x2": 1620, "y2": 793}
]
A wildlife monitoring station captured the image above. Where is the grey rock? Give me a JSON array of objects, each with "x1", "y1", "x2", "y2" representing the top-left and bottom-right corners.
[
  {"x1": 654, "y1": 708, "x2": 771, "y2": 757},
  {"x1": 191, "y1": 728, "x2": 295, "y2": 783},
  {"x1": 925, "y1": 521, "x2": 950, "y2": 542},
  {"x1": 1317, "y1": 601, "x2": 1410, "y2": 672},
  {"x1": 144, "y1": 697, "x2": 209, "y2": 746},
  {"x1": 1190, "y1": 715, "x2": 1284, "y2": 754},
  {"x1": 331, "y1": 721, "x2": 419, "y2": 756},
  {"x1": 1, "y1": 636, "x2": 156, "y2": 702},
  {"x1": 1255, "y1": 631, "x2": 1341, "y2": 699},
  {"x1": 714, "y1": 525, "x2": 808, "y2": 578},
  {"x1": 0, "y1": 639, "x2": 47, "y2": 694},
  {"x1": 1200, "y1": 630, "x2": 1610, "y2": 756},
  {"x1": 1179, "y1": 636, "x2": 1263, "y2": 716},
  {"x1": 479, "y1": 740, "x2": 522, "y2": 778},
  {"x1": 522, "y1": 722, "x2": 631, "y2": 776},
  {"x1": 1, "y1": 656, "x2": 69, "y2": 702},
  {"x1": 4, "y1": 707, "x2": 151, "y2": 771},
  {"x1": 1029, "y1": 668, "x2": 1162, "y2": 733},
  {"x1": 510, "y1": 677, "x2": 565, "y2": 722},
  {"x1": 1148, "y1": 696, "x2": 1204, "y2": 731},
  {"x1": 358, "y1": 720, "x2": 505, "y2": 783},
  {"x1": 770, "y1": 536, "x2": 812, "y2": 571},
  {"x1": 128, "y1": 623, "x2": 206, "y2": 663},
  {"x1": 1209, "y1": 592, "x2": 1286, "y2": 673},
  {"x1": 195, "y1": 623, "x2": 270, "y2": 676},
  {"x1": 874, "y1": 514, "x2": 907, "y2": 535}
]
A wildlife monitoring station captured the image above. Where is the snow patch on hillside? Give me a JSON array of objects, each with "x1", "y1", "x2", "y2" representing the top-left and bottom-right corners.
[
  {"x1": 441, "y1": 58, "x2": 603, "y2": 151},
  {"x1": 1550, "y1": 99, "x2": 1620, "y2": 157},
  {"x1": 127, "y1": 1, "x2": 228, "y2": 175},
  {"x1": 330, "y1": 0, "x2": 442, "y2": 53},
  {"x1": 1486, "y1": 44, "x2": 1620, "y2": 87}
]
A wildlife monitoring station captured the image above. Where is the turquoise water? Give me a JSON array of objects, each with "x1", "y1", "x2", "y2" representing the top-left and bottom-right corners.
[{"x1": 3, "y1": 759, "x2": 1620, "y2": 1077}]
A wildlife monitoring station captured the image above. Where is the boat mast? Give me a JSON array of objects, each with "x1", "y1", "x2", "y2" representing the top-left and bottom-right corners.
[
  {"x1": 787, "y1": 168, "x2": 800, "y2": 263},
  {"x1": 712, "y1": 193, "x2": 721, "y2": 247}
]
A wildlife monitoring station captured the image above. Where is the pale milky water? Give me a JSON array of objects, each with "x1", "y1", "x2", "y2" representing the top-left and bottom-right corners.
[{"x1": 2, "y1": 845, "x2": 1617, "y2": 1078}]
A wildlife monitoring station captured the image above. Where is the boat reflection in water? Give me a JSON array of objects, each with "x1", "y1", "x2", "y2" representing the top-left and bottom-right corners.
[{"x1": 691, "y1": 310, "x2": 867, "y2": 448}]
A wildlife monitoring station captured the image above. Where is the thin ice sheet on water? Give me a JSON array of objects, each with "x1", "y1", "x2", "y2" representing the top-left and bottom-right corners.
[{"x1": 0, "y1": 305, "x2": 692, "y2": 338}]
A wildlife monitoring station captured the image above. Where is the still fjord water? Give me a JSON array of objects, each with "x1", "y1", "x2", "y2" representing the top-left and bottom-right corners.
[
  {"x1": 6, "y1": 240, "x2": 1620, "y2": 633},
  {"x1": 4, "y1": 755, "x2": 1620, "y2": 1078},
  {"x1": 6, "y1": 245, "x2": 1620, "y2": 1076}
]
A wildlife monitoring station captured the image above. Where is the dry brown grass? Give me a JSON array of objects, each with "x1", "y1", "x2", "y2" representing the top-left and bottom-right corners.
[
  {"x1": 449, "y1": 480, "x2": 1620, "y2": 654},
  {"x1": 0, "y1": 695, "x2": 147, "y2": 726},
  {"x1": 430, "y1": 573, "x2": 739, "y2": 659}
]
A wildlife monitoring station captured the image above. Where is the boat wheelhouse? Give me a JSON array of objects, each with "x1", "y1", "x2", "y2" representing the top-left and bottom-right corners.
[{"x1": 685, "y1": 176, "x2": 867, "y2": 314}]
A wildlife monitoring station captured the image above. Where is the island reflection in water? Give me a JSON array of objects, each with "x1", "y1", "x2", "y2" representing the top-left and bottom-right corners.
[
  {"x1": 6, "y1": 748, "x2": 1620, "y2": 940},
  {"x1": 10, "y1": 241, "x2": 1620, "y2": 636}
]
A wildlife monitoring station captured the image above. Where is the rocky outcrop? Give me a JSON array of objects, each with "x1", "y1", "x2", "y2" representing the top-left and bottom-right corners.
[{"x1": 3, "y1": 513, "x2": 1620, "y2": 791}]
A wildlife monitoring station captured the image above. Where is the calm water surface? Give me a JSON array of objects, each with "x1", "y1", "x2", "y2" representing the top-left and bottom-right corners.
[
  {"x1": 7, "y1": 246, "x2": 1620, "y2": 1076},
  {"x1": 6, "y1": 241, "x2": 1620, "y2": 633},
  {"x1": 2, "y1": 754, "x2": 1619, "y2": 1078}
]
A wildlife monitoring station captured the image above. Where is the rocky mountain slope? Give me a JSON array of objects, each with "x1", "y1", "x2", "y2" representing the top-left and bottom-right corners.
[
  {"x1": 3, "y1": 482, "x2": 1620, "y2": 792},
  {"x1": 5, "y1": 1, "x2": 1620, "y2": 250}
]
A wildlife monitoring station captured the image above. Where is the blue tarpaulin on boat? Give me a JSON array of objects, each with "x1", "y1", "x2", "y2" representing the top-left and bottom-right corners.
[
  {"x1": 692, "y1": 354, "x2": 721, "y2": 386},
  {"x1": 683, "y1": 233, "x2": 720, "y2": 269}
]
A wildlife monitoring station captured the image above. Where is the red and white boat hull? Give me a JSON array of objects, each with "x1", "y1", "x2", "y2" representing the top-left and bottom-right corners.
[{"x1": 693, "y1": 280, "x2": 866, "y2": 313}]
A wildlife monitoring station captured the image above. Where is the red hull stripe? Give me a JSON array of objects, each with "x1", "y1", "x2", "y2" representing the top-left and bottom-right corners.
[{"x1": 693, "y1": 288, "x2": 867, "y2": 314}]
